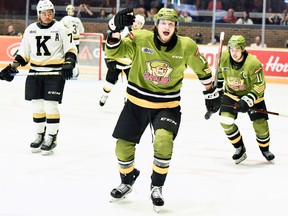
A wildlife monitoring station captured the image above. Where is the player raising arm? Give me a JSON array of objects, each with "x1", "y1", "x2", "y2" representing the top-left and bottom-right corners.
[
  {"x1": 0, "y1": 0, "x2": 77, "y2": 155},
  {"x1": 99, "y1": 14, "x2": 145, "y2": 106},
  {"x1": 105, "y1": 8, "x2": 220, "y2": 212}
]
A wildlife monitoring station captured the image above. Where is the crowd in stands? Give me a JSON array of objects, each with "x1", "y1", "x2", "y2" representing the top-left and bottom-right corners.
[
  {"x1": 22, "y1": 0, "x2": 288, "y2": 25},
  {"x1": 4, "y1": 0, "x2": 288, "y2": 48}
]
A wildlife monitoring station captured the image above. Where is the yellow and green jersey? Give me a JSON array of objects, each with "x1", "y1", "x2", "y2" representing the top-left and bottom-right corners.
[
  {"x1": 218, "y1": 50, "x2": 265, "y2": 101},
  {"x1": 105, "y1": 29, "x2": 212, "y2": 109}
]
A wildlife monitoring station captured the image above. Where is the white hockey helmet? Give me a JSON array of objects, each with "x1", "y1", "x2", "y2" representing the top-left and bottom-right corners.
[
  {"x1": 66, "y1": 4, "x2": 75, "y2": 16},
  {"x1": 134, "y1": 14, "x2": 145, "y2": 29},
  {"x1": 37, "y1": 0, "x2": 55, "y2": 16}
]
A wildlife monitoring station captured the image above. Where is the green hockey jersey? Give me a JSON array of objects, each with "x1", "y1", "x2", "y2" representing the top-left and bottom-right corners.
[
  {"x1": 105, "y1": 29, "x2": 212, "y2": 109},
  {"x1": 218, "y1": 50, "x2": 266, "y2": 101}
]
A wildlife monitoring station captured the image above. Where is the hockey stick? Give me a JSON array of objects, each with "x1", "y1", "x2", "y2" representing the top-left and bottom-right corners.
[
  {"x1": 205, "y1": 32, "x2": 225, "y2": 120},
  {"x1": 12, "y1": 71, "x2": 62, "y2": 76},
  {"x1": 222, "y1": 103, "x2": 288, "y2": 118}
]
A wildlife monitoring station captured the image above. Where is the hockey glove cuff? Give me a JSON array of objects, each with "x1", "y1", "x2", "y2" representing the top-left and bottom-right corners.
[
  {"x1": 203, "y1": 86, "x2": 221, "y2": 113},
  {"x1": 233, "y1": 95, "x2": 255, "y2": 113}
]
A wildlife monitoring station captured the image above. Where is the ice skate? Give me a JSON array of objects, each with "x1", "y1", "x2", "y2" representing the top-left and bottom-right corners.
[
  {"x1": 40, "y1": 134, "x2": 57, "y2": 156},
  {"x1": 110, "y1": 169, "x2": 140, "y2": 203},
  {"x1": 30, "y1": 130, "x2": 45, "y2": 153},
  {"x1": 99, "y1": 95, "x2": 108, "y2": 106},
  {"x1": 151, "y1": 185, "x2": 164, "y2": 213},
  {"x1": 232, "y1": 145, "x2": 247, "y2": 164},
  {"x1": 261, "y1": 150, "x2": 275, "y2": 162}
]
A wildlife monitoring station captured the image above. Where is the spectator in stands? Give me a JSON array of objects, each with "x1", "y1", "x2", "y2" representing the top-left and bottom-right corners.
[
  {"x1": 146, "y1": 7, "x2": 158, "y2": 22},
  {"x1": 207, "y1": 0, "x2": 223, "y2": 10},
  {"x1": 175, "y1": 8, "x2": 184, "y2": 22},
  {"x1": 268, "y1": 13, "x2": 283, "y2": 25},
  {"x1": 107, "y1": 6, "x2": 117, "y2": 19},
  {"x1": 285, "y1": 39, "x2": 288, "y2": 48},
  {"x1": 223, "y1": 8, "x2": 237, "y2": 23},
  {"x1": 250, "y1": 35, "x2": 267, "y2": 48},
  {"x1": 6, "y1": 25, "x2": 22, "y2": 36},
  {"x1": 195, "y1": 32, "x2": 205, "y2": 44},
  {"x1": 235, "y1": 10, "x2": 253, "y2": 25},
  {"x1": 77, "y1": 4, "x2": 95, "y2": 18},
  {"x1": 97, "y1": 9, "x2": 107, "y2": 19},
  {"x1": 182, "y1": 11, "x2": 193, "y2": 22},
  {"x1": 280, "y1": 12, "x2": 288, "y2": 26}
]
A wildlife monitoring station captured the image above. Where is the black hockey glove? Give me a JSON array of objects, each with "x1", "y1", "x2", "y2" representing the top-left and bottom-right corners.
[
  {"x1": 108, "y1": 8, "x2": 135, "y2": 33},
  {"x1": 62, "y1": 52, "x2": 76, "y2": 80},
  {"x1": 0, "y1": 64, "x2": 18, "y2": 82},
  {"x1": 233, "y1": 95, "x2": 254, "y2": 113},
  {"x1": 203, "y1": 86, "x2": 221, "y2": 113}
]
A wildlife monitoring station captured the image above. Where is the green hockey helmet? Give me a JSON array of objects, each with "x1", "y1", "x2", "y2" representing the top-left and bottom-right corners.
[
  {"x1": 155, "y1": 8, "x2": 178, "y2": 23},
  {"x1": 228, "y1": 35, "x2": 246, "y2": 50}
]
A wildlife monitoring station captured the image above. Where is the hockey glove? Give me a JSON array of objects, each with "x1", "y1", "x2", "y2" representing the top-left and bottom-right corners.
[
  {"x1": 62, "y1": 52, "x2": 76, "y2": 80},
  {"x1": 203, "y1": 86, "x2": 221, "y2": 113},
  {"x1": 233, "y1": 95, "x2": 254, "y2": 113},
  {"x1": 108, "y1": 8, "x2": 135, "y2": 33},
  {"x1": 0, "y1": 64, "x2": 18, "y2": 82},
  {"x1": 61, "y1": 59, "x2": 74, "y2": 80}
]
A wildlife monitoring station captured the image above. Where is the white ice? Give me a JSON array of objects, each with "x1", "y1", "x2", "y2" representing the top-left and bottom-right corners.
[{"x1": 0, "y1": 75, "x2": 288, "y2": 216}]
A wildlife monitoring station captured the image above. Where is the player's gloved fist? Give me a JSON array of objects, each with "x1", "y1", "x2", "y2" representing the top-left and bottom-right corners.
[
  {"x1": 108, "y1": 8, "x2": 135, "y2": 33},
  {"x1": 0, "y1": 64, "x2": 18, "y2": 82},
  {"x1": 203, "y1": 86, "x2": 221, "y2": 113},
  {"x1": 233, "y1": 95, "x2": 254, "y2": 113},
  {"x1": 61, "y1": 60, "x2": 74, "y2": 80}
]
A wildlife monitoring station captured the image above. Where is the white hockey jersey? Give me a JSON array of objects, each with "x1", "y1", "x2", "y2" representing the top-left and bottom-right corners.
[
  {"x1": 60, "y1": 15, "x2": 85, "y2": 45},
  {"x1": 17, "y1": 20, "x2": 77, "y2": 72}
]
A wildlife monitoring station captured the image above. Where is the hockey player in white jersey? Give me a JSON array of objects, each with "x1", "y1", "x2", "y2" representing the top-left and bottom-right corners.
[
  {"x1": 61, "y1": 4, "x2": 85, "y2": 78},
  {"x1": 0, "y1": 0, "x2": 77, "y2": 155}
]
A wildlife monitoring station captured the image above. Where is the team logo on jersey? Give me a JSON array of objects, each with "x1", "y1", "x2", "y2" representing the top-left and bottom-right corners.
[
  {"x1": 143, "y1": 60, "x2": 173, "y2": 85},
  {"x1": 227, "y1": 76, "x2": 247, "y2": 91},
  {"x1": 142, "y1": 47, "x2": 154, "y2": 55}
]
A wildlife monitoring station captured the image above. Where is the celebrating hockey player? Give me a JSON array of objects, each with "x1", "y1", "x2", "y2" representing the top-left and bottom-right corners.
[
  {"x1": 216, "y1": 35, "x2": 274, "y2": 164},
  {"x1": 61, "y1": 4, "x2": 85, "y2": 78},
  {"x1": 0, "y1": 0, "x2": 77, "y2": 155},
  {"x1": 99, "y1": 14, "x2": 145, "y2": 106},
  {"x1": 105, "y1": 8, "x2": 219, "y2": 212}
]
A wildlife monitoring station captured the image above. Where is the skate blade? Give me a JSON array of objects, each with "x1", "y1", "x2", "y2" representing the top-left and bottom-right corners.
[
  {"x1": 235, "y1": 153, "x2": 247, "y2": 164},
  {"x1": 267, "y1": 159, "x2": 275, "y2": 164},
  {"x1": 110, "y1": 196, "x2": 126, "y2": 203},
  {"x1": 31, "y1": 148, "x2": 41, "y2": 153},
  {"x1": 41, "y1": 150, "x2": 54, "y2": 156},
  {"x1": 153, "y1": 205, "x2": 162, "y2": 213}
]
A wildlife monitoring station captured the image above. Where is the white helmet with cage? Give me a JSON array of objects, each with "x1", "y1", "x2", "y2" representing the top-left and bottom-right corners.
[
  {"x1": 66, "y1": 4, "x2": 75, "y2": 16},
  {"x1": 36, "y1": 0, "x2": 55, "y2": 17}
]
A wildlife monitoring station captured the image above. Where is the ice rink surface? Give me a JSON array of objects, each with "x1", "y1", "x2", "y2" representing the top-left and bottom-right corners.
[{"x1": 0, "y1": 75, "x2": 288, "y2": 216}]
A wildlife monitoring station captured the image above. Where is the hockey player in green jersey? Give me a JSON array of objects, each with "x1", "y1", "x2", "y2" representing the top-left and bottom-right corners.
[
  {"x1": 217, "y1": 35, "x2": 274, "y2": 164},
  {"x1": 105, "y1": 7, "x2": 220, "y2": 211},
  {"x1": 0, "y1": 0, "x2": 77, "y2": 155}
]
